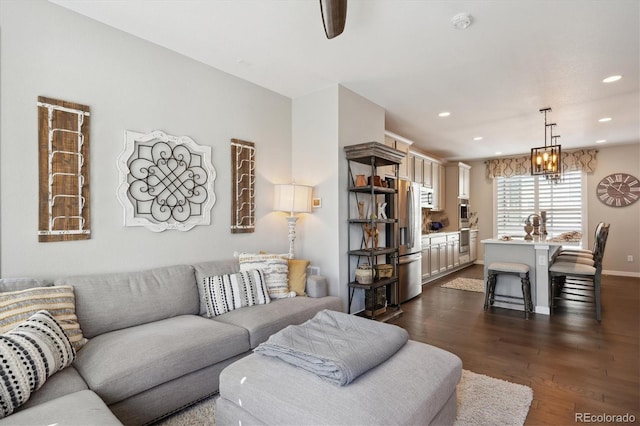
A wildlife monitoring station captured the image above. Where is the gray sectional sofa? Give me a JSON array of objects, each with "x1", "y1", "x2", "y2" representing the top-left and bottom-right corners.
[{"x1": 0, "y1": 259, "x2": 342, "y2": 425}]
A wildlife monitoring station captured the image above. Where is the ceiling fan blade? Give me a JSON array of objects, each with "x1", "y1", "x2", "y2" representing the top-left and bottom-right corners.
[{"x1": 320, "y1": 0, "x2": 347, "y2": 39}]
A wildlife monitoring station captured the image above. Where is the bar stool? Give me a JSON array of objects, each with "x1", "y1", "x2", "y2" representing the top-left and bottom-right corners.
[{"x1": 484, "y1": 262, "x2": 533, "y2": 319}]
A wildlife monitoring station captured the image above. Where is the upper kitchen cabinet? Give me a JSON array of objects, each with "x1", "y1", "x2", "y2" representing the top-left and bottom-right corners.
[
  {"x1": 446, "y1": 162, "x2": 471, "y2": 199},
  {"x1": 432, "y1": 162, "x2": 445, "y2": 211},
  {"x1": 458, "y1": 163, "x2": 471, "y2": 199},
  {"x1": 408, "y1": 151, "x2": 433, "y2": 187},
  {"x1": 384, "y1": 132, "x2": 412, "y2": 180}
]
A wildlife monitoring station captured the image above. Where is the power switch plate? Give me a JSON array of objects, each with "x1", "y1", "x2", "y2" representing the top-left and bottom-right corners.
[
  {"x1": 538, "y1": 255, "x2": 547, "y2": 266},
  {"x1": 628, "y1": 255, "x2": 634, "y2": 262}
]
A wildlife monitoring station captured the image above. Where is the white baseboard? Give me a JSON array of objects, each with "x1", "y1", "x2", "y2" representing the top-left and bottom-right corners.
[{"x1": 602, "y1": 269, "x2": 640, "y2": 278}]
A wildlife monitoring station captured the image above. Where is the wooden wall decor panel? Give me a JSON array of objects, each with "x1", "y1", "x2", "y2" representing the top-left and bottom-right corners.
[
  {"x1": 37, "y1": 96, "x2": 91, "y2": 242},
  {"x1": 230, "y1": 139, "x2": 255, "y2": 233}
]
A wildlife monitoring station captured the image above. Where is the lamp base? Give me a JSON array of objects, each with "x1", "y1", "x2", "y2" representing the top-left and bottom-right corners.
[{"x1": 286, "y1": 215, "x2": 298, "y2": 259}]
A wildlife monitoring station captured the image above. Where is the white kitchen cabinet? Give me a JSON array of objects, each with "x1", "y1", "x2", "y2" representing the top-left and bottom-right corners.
[
  {"x1": 446, "y1": 234, "x2": 460, "y2": 270},
  {"x1": 432, "y1": 162, "x2": 445, "y2": 211},
  {"x1": 421, "y1": 243, "x2": 430, "y2": 282},
  {"x1": 459, "y1": 163, "x2": 471, "y2": 199},
  {"x1": 470, "y1": 230, "x2": 478, "y2": 262},
  {"x1": 423, "y1": 159, "x2": 433, "y2": 187},
  {"x1": 413, "y1": 155, "x2": 423, "y2": 185}
]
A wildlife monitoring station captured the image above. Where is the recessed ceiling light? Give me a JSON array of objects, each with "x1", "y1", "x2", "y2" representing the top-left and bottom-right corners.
[
  {"x1": 495, "y1": 151, "x2": 502, "y2": 155},
  {"x1": 438, "y1": 112, "x2": 451, "y2": 117},
  {"x1": 473, "y1": 136, "x2": 483, "y2": 141},
  {"x1": 602, "y1": 75, "x2": 622, "y2": 83},
  {"x1": 596, "y1": 139, "x2": 607, "y2": 144},
  {"x1": 598, "y1": 117, "x2": 612, "y2": 122}
]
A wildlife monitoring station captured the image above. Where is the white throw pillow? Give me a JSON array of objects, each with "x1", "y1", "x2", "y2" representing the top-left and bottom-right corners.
[
  {"x1": 202, "y1": 269, "x2": 270, "y2": 317},
  {"x1": 0, "y1": 310, "x2": 76, "y2": 418},
  {"x1": 238, "y1": 253, "x2": 295, "y2": 299}
]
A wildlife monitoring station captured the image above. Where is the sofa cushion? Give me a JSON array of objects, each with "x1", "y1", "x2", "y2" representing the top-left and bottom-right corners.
[
  {"x1": 0, "y1": 311, "x2": 75, "y2": 418},
  {"x1": 18, "y1": 366, "x2": 88, "y2": 411},
  {"x1": 0, "y1": 390, "x2": 122, "y2": 426},
  {"x1": 213, "y1": 296, "x2": 343, "y2": 348},
  {"x1": 0, "y1": 278, "x2": 52, "y2": 293},
  {"x1": 238, "y1": 253, "x2": 293, "y2": 299},
  {"x1": 202, "y1": 269, "x2": 270, "y2": 317},
  {"x1": 72, "y1": 315, "x2": 249, "y2": 405},
  {"x1": 0, "y1": 285, "x2": 87, "y2": 350},
  {"x1": 193, "y1": 260, "x2": 241, "y2": 316},
  {"x1": 56, "y1": 265, "x2": 198, "y2": 338}
]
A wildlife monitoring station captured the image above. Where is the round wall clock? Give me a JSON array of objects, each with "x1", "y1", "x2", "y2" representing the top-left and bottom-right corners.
[{"x1": 596, "y1": 173, "x2": 640, "y2": 207}]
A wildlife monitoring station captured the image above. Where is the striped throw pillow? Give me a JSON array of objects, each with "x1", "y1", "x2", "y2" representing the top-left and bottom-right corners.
[
  {"x1": 0, "y1": 310, "x2": 76, "y2": 418},
  {"x1": 0, "y1": 285, "x2": 87, "y2": 350},
  {"x1": 202, "y1": 269, "x2": 270, "y2": 317},
  {"x1": 238, "y1": 253, "x2": 294, "y2": 299}
]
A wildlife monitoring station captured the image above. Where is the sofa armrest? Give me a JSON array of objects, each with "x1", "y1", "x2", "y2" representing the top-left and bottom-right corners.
[{"x1": 306, "y1": 275, "x2": 328, "y2": 298}]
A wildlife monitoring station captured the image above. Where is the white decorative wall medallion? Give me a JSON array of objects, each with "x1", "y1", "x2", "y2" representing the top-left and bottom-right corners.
[{"x1": 116, "y1": 130, "x2": 216, "y2": 232}]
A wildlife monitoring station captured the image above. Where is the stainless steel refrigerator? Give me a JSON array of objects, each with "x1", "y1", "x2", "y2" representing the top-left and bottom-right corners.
[{"x1": 393, "y1": 179, "x2": 423, "y2": 303}]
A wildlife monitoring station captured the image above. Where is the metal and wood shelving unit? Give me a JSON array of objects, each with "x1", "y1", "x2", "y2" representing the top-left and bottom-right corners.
[{"x1": 344, "y1": 142, "x2": 405, "y2": 322}]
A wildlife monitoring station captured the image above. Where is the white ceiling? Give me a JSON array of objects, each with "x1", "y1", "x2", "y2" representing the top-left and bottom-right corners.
[{"x1": 51, "y1": 0, "x2": 639, "y2": 162}]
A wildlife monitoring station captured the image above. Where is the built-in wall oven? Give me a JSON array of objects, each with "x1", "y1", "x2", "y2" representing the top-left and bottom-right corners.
[{"x1": 459, "y1": 198, "x2": 470, "y2": 229}]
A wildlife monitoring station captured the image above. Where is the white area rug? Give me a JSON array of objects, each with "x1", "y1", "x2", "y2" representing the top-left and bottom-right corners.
[
  {"x1": 441, "y1": 277, "x2": 485, "y2": 293},
  {"x1": 155, "y1": 369, "x2": 533, "y2": 426}
]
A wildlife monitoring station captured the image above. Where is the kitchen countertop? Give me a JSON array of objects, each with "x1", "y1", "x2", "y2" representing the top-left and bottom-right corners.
[{"x1": 482, "y1": 235, "x2": 580, "y2": 247}]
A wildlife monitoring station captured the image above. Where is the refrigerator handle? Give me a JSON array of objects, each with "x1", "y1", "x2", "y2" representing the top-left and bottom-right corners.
[{"x1": 407, "y1": 184, "x2": 414, "y2": 249}]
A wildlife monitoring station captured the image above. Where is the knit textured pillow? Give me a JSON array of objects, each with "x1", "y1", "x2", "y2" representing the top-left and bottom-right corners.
[
  {"x1": 0, "y1": 285, "x2": 87, "y2": 350},
  {"x1": 238, "y1": 253, "x2": 294, "y2": 299},
  {"x1": 0, "y1": 310, "x2": 76, "y2": 418},
  {"x1": 202, "y1": 269, "x2": 271, "y2": 317}
]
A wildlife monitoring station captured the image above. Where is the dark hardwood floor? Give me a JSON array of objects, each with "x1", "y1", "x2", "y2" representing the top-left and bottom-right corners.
[{"x1": 391, "y1": 264, "x2": 639, "y2": 425}]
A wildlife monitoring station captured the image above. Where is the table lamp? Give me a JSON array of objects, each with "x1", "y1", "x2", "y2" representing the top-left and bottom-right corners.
[{"x1": 273, "y1": 183, "x2": 313, "y2": 259}]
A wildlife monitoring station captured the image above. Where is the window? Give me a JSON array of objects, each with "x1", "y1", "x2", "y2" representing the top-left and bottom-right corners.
[{"x1": 495, "y1": 171, "x2": 583, "y2": 237}]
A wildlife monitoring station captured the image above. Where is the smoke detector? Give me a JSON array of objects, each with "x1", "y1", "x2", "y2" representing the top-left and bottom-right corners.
[{"x1": 451, "y1": 13, "x2": 472, "y2": 30}]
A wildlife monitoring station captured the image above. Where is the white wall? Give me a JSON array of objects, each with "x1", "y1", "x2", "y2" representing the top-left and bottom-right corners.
[
  {"x1": 291, "y1": 85, "x2": 385, "y2": 311},
  {"x1": 467, "y1": 143, "x2": 640, "y2": 276},
  {"x1": 292, "y1": 85, "x2": 340, "y2": 299},
  {"x1": 0, "y1": 0, "x2": 292, "y2": 277}
]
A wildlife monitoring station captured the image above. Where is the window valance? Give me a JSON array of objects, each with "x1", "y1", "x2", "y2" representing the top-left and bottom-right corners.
[{"x1": 485, "y1": 149, "x2": 597, "y2": 179}]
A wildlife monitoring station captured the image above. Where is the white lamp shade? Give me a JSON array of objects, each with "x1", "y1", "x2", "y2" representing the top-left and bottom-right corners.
[{"x1": 273, "y1": 184, "x2": 313, "y2": 214}]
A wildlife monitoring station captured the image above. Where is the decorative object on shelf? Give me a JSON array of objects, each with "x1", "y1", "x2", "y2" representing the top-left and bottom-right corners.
[
  {"x1": 230, "y1": 139, "x2": 255, "y2": 233},
  {"x1": 531, "y1": 107, "x2": 562, "y2": 181},
  {"x1": 319, "y1": 0, "x2": 347, "y2": 39},
  {"x1": 363, "y1": 223, "x2": 379, "y2": 248},
  {"x1": 377, "y1": 202, "x2": 387, "y2": 219},
  {"x1": 364, "y1": 286, "x2": 386, "y2": 316},
  {"x1": 374, "y1": 264, "x2": 393, "y2": 279},
  {"x1": 273, "y1": 183, "x2": 313, "y2": 259},
  {"x1": 37, "y1": 96, "x2": 91, "y2": 242},
  {"x1": 355, "y1": 264, "x2": 374, "y2": 284},
  {"x1": 116, "y1": 130, "x2": 216, "y2": 232},
  {"x1": 368, "y1": 175, "x2": 383, "y2": 187},
  {"x1": 596, "y1": 173, "x2": 640, "y2": 207},
  {"x1": 358, "y1": 201, "x2": 366, "y2": 219},
  {"x1": 355, "y1": 174, "x2": 367, "y2": 187}
]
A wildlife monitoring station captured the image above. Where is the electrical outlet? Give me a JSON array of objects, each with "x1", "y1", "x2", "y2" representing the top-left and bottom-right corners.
[{"x1": 628, "y1": 255, "x2": 634, "y2": 262}]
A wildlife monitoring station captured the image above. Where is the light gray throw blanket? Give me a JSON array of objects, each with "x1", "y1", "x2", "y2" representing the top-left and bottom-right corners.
[{"x1": 254, "y1": 309, "x2": 408, "y2": 386}]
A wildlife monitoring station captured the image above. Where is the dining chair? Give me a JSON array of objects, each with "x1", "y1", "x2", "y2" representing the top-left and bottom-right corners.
[
  {"x1": 549, "y1": 223, "x2": 610, "y2": 322},
  {"x1": 557, "y1": 222, "x2": 605, "y2": 258}
]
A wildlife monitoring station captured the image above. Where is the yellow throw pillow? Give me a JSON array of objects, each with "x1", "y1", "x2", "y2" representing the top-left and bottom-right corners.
[
  {"x1": 0, "y1": 285, "x2": 87, "y2": 350},
  {"x1": 288, "y1": 259, "x2": 310, "y2": 296}
]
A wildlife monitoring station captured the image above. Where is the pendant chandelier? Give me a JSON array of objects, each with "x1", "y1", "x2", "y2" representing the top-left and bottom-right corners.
[{"x1": 531, "y1": 107, "x2": 562, "y2": 181}]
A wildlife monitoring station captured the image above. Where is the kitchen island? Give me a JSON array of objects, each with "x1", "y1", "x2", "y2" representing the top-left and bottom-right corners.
[{"x1": 481, "y1": 236, "x2": 576, "y2": 315}]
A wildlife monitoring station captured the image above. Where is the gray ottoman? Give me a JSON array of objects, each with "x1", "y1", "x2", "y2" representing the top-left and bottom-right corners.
[{"x1": 216, "y1": 340, "x2": 462, "y2": 425}]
